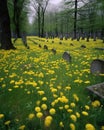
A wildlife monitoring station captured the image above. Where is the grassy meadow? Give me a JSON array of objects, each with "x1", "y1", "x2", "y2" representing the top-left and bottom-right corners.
[{"x1": 0, "y1": 37, "x2": 104, "y2": 130}]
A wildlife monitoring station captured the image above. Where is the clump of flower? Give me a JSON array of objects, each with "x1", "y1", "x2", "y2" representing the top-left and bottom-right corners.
[
  {"x1": 85, "y1": 123, "x2": 95, "y2": 130},
  {"x1": 44, "y1": 116, "x2": 53, "y2": 127}
]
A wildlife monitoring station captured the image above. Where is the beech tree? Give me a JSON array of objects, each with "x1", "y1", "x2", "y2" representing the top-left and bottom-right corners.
[{"x1": 0, "y1": 0, "x2": 15, "y2": 50}]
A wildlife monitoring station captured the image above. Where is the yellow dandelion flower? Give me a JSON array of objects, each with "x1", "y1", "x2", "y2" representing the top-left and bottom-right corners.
[
  {"x1": 28, "y1": 113, "x2": 35, "y2": 120},
  {"x1": 59, "y1": 121, "x2": 64, "y2": 127},
  {"x1": 82, "y1": 111, "x2": 89, "y2": 116},
  {"x1": 35, "y1": 107, "x2": 41, "y2": 112},
  {"x1": 0, "y1": 114, "x2": 4, "y2": 119},
  {"x1": 101, "y1": 126, "x2": 104, "y2": 130},
  {"x1": 76, "y1": 112, "x2": 80, "y2": 118},
  {"x1": 73, "y1": 94, "x2": 79, "y2": 102},
  {"x1": 44, "y1": 116, "x2": 53, "y2": 127},
  {"x1": 36, "y1": 112, "x2": 43, "y2": 118},
  {"x1": 19, "y1": 125, "x2": 26, "y2": 130},
  {"x1": 41, "y1": 104, "x2": 47, "y2": 110},
  {"x1": 70, "y1": 103, "x2": 76, "y2": 108},
  {"x1": 92, "y1": 100, "x2": 101, "y2": 107},
  {"x1": 85, "y1": 105, "x2": 90, "y2": 110},
  {"x1": 84, "y1": 81, "x2": 90, "y2": 84},
  {"x1": 4, "y1": 120, "x2": 11, "y2": 125},
  {"x1": 70, "y1": 115, "x2": 77, "y2": 122},
  {"x1": 85, "y1": 123, "x2": 95, "y2": 130},
  {"x1": 49, "y1": 108, "x2": 56, "y2": 115},
  {"x1": 64, "y1": 105, "x2": 69, "y2": 109},
  {"x1": 69, "y1": 123, "x2": 76, "y2": 130},
  {"x1": 67, "y1": 109, "x2": 73, "y2": 113},
  {"x1": 42, "y1": 97, "x2": 47, "y2": 101}
]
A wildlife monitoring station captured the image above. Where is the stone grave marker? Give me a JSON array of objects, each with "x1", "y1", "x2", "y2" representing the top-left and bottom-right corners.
[
  {"x1": 86, "y1": 82, "x2": 104, "y2": 99},
  {"x1": 51, "y1": 48, "x2": 56, "y2": 54},
  {"x1": 44, "y1": 45, "x2": 48, "y2": 50},
  {"x1": 90, "y1": 59, "x2": 104, "y2": 75},
  {"x1": 62, "y1": 51, "x2": 71, "y2": 62},
  {"x1": 81, "y1": 45, "x2": 86, "y2": 48}
]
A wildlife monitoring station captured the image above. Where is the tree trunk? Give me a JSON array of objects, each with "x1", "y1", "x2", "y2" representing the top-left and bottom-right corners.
[
  {"x1": 41, "y1": 8, "x2": 45, "y2": 37},
  {"x1": 73, "y1": 0, "x2": 77, "y2": 39},
  {"x1": 38, "y1": 5, "x2": 41, "y2": 37},
  {"x1": 0, "y1": 0, "x2": 15, "y2": 50}
]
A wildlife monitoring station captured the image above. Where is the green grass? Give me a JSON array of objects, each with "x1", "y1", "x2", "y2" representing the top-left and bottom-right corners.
[{"x1": 0, "y1": 37, "x2": 104, "y2": 130}]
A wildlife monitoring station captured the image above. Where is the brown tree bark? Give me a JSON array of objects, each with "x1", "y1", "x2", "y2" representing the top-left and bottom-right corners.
[{"x1": 0, "y1": 0, "x2": 15, "y2": 50}]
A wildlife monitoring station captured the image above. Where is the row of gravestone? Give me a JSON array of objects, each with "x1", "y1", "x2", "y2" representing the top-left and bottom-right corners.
[{"x1": 29, "y1": 38, "x2": 104, "y2": 75}]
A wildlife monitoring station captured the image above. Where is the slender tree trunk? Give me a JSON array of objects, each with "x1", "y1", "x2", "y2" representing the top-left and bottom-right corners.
[
  {"x1": 0, "y1": 0, "x2": 15, "y2": 50},
  {"x1": 38, "y1": 5, "x2": 41, "y2": 37},
  {"x1": 41, "y1": 9, "x2": 45, "y2": 37},
  {"x1": 73, "y1": 0, "x2": 77, "y2": 39}
]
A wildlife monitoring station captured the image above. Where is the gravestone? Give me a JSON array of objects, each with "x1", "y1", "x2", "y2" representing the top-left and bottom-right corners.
[
  {"x1": 90, "y1": 59, "x2": 104, "y2": 74},
  {"x1": 51, "y1": 48, "x2": 56, "y2": 55},
  {"x1": 44, "y1": 45, "x2": 48, "y2": 50},
  {"x1": 59, "y1": 41, "x2": 62, "y2": 44},
  {"x1": 86, "y1": 82, "x2": 104, "y2": 99},
  {"x1": 39, "y1": 44, "x2": 42, "y2": 48},
  {"x1": 81, "y1": 45, "x2": 86, "y2": 48},
  {"x1": 70, "y1": 43, "x2": 74, "y2": 46},
  {"x1": 62, "y1": 51, "x2": 71, "y2": 62}
]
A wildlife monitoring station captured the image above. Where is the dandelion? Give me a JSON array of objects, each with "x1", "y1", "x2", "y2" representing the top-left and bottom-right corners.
[
  {"x1": 70, "y1": 115, "x2": 77, "y2": 122},
  {"x1": 59, "y1": 121, "x2": 64, "y2": 127},
  {"x1": 84, "y1": 81, "x2": 90, "y2": 84},
  {"x1": 64, "y1": 105, "x2": 69, "y2": 109},
  {"x1": 85, "y1": 105, "x2": 90, "y2": 110},
  {"x1": 36, "y1": 112, "x2": 43, "y2": 118},
  {"x1": 28, "y1": 113, "x2": 35, "y2": 120},
  {"x1": 82, "y1": 111, "x2": 89, "y2": 116},
  {"x1": 76, "y1": 112, "x2": 80, "y2": 118},
  {"x1": 41, "y1": 104, "x2": 47, "y2": 110},
  {"x1": 19, "y1": 125, "x2": 26, "y2": 130},
  {"x1": 0, "y1": 114, "x2": 4, "y2": 119},
  {"x1": 92, "y1": 100, "x2": 101, "y2": 107},
  {"x1": 35, "y1": 107, "x2": 41, "y2": 112},
  {"x1": 49, "y1": 108, "x2": 56, "y2": 115},
  {"x1": 42, "y1": 97, "x2": 47, "y2": 101},
  {"x1": 44, "y1": 116, "x2": 53, "y2": 127},
  {"x1": 70, "y1": 103, "x2": 76, "y2": 108},
  {"x1": 69, "y1": 123, "x2": 76, "y2": 130},
  {"x1": 101, "y1": 126, "x2": 104, "y2": 130},
  {"x1": 73, "y1": 94, "x2": 79, "y2": 102},
  {"x1": 67, "y1": 109, "x2": 73, "y2": 113},
  {"x1": 85, "y1": 123, "x2": 95, "y2": 130},
  {"x1": 4, "y1": 120, "x2": 11, "y2": 125}
]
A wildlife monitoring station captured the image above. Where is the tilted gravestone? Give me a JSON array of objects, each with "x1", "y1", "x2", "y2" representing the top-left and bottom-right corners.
[
  {"x1": 90, "y1": 59, "x2": 104, "y2": 74},
  {"x1": 44, "y1": 45, "x2": 48, "y2": 50},
  {"x1": 39, "y1": 44, "x2": 42, "y2": 48},
  {"x1": 86, "y1": 82, "x2": 104, "y2": 99},
  {"x1": 51, "y1": 48, "x2": 56, "y2": 55},
  {"x1": 62, "y1": 51, "x2": 71, "y2": 62},
  {"x1": 81, "y1": 45, "x2": 86, "y2": 48}
]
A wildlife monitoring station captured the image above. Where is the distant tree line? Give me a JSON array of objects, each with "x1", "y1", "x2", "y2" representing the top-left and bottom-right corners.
[{"x1": 0, "y1": 0, "x2": 104, "y2": 50}]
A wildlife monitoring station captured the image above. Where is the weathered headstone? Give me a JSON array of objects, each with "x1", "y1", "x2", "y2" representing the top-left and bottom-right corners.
[
  {"x1": 51, "y1": 48, "x2": 56, "y2": 54},
  {"x1": 62, "y1": 51, "x2": 71, "y2": 62},
  {"x1": 90, "y1": 59, "x2": 104, "y2": 74},
  {"x1": 59, "y1": 41, "x2": 62, "y2": 44},
  {"x1": 70, "y1": 43, "x2": 74, "y2": 46},
  {"x1": 86, "y1": 82, "x2": 104, "y2": 99},
  {"x1": 81, "y1": 45, "x2": 86, "y2": 48},
  {"x1": 39, "y1": 44, "x2": 42, "y2": 48},
  {"x1": 44, "y1": 45, "x2": 48, "y2": 50}
]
